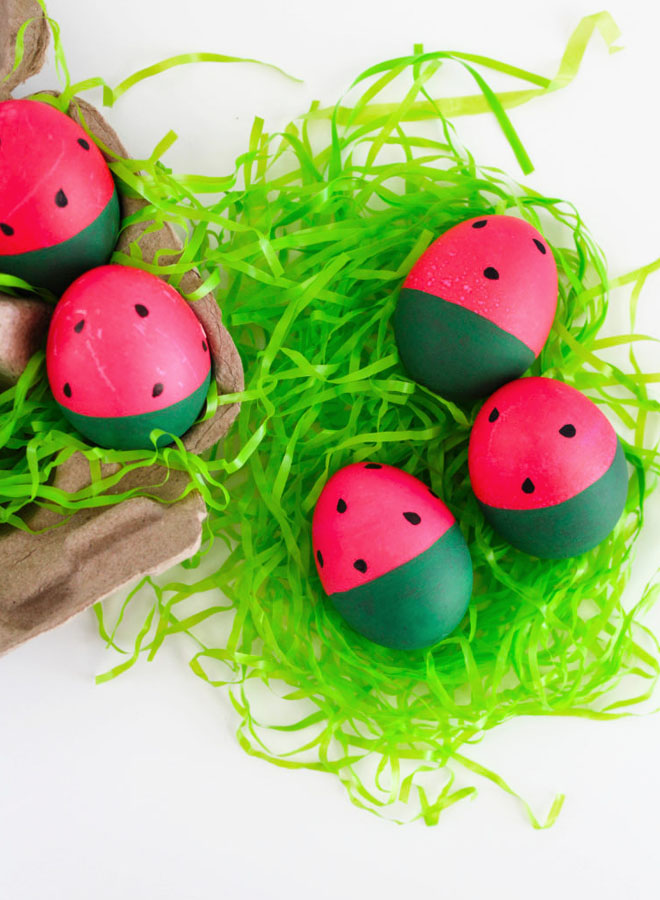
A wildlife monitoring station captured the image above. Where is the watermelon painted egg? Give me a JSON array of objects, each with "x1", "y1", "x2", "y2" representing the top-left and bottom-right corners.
[
  {"x1": 312, "y1": 462, "x2": 473, "y2": 649},
  {"x1": 394, "y1": 215, "x2": 558, "y2": 403},
  {"x1": 0, "y1": 99, "x2": 120, "y2": 295},
  {"x1": 46, "y1": 265, "x2": 212, "y2": 449},
  {"x1": 468, "y1": 377, "x2": 628, "y2": 558}
]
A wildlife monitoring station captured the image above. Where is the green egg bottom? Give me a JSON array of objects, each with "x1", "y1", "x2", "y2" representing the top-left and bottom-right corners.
[
  {"x1": 329, "y1": 524, "x2": 473, "y2": 650},
  {"x1": 0, "y1": 187, "x2": 120, "y2": 296},
  {"x1": 479, "y1": 440, "x2": 628, "y2": 559},
  {"x1": 394, "y1": 287, "x2": 536, "y2": 404},
  {"x1": 59, "y1": 371, "x2": 211, "y2": 450}
]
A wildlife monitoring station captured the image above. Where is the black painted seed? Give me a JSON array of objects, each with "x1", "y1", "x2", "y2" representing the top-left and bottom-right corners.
[
  {"x1": 522, "y1": 478, "x2": 535, "y2": 494},
  {"x1": 559, "y1": 424, "x2": 576, "y2": 438},
  {"x1": 152, "y1": 383, "x2": 164, "y2": 398},
  {"x1": 317, "y1": 550, "x2": 324, "y2": 568},
  {"x1": 403, "y1": 512, "x2": 421, "y2": 525},
  {"x1": 488, "y1": 407, "x2": 499, "y2": 423},
  {"x1": 77, "y1": 138, "x2": 90, "y2": 150},
  {"x1": 63, "y1": 382, "x2": 72, "y2": 398},
  {"x1": 55, "y1": 189, "x2": 68, "y2": 208},
  {"x1": 472, "y1": 220, "x2": 487, "y2": 228},
  {"x1": 365, "y1": 463, "x2": 382, "y2": 469},
  {"x1": 0, "y1": 223, "x2": 14, "y2": 236},
  {"x1": 533, "y1": 238, "x2": 547, "y2": 255},
  {"x1": 483, "y1": 266, "x2": 499, "y2": 280},
  {"x1": 135, "y1": 304, "x2": 149, "y2": 318},
  {"x1": 74, "y1": 319, "x2": 85, "y2": 333},
  {"x1": 337, "y1": 498, "x2": 347, "y2": 513},
  {"x1": 353, "y1": 559, "x2": 368, "y2": 574},
  {"x1": 202, "y1": 340, "x2": 208, "y2": 352}
]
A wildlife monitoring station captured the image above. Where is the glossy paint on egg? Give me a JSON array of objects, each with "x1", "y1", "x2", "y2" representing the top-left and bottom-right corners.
[
  {"x1": 394, "y1": 215, "x2": 558, "y2": 403},
  {"x1": 0, "y1": 99, "x2": 120, "y2": 294},
  {"x1": 468, "y1": 377, "x2": 628, "y2": 558},
  {"x1": 312, "y1": 462, "x2": 473, "y2": 649},
  {"x1": 46, "y1": 265, "x2": 212, "y2": 449}
]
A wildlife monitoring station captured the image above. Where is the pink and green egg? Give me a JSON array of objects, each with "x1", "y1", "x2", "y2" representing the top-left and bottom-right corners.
[
  {"x1": 394, "y1": 215, "x2": 558, "y2": 403},
  {"x1": 312, "y1": 462, "x2": 473, "y2": 649},
  {"x1": 46, "y1": 264, "x2": 212, "y2": 449},
  {"x1": 0, "y1": 99, "x2": 120, "y2": 295},
  {"x1": 468, "y1": 377, "x2": 628, "y2": 558}
]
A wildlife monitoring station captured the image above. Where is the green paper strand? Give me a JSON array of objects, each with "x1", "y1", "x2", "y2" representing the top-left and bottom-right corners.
[{"x1": 3, "y1": 6, "x2": 660, "y2": 826}]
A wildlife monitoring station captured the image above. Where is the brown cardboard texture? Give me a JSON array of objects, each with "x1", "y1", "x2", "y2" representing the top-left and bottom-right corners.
[
  {"x1": 0, "y1": 296, "x2": 51, "y2": 384},
  {"x1": 0, "y1": 4, "x2": 244, "y2": 654},
  {"x1": 0, "y1": 0, "x2": 49, "y2": 99}
]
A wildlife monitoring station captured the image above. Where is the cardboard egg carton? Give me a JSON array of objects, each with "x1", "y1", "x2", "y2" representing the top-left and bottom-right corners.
[{"x1": 0, "y1": 0, "x2": 244, "y2": 654}]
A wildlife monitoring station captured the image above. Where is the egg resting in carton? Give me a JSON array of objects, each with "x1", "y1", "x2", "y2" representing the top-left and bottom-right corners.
[{"x1": 0, "y1": 0, "x2": 244, "y2": 654}]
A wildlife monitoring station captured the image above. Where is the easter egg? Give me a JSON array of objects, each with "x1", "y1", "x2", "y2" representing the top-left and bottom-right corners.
[
  {"x1": 312, "y1": 462, "x2": 472, "y2": 649},
  {"x1": 394, "y1": 215, "x2": 558, "y2": 403},
  {"x1": 0, "y1": 99, "x2": 120, "y2": 294},
  {"x1": 46, "y1": 265, "x2": 212, "y2": 449},
  {"x1": 468, "y1": 377, "x2": 628, "y2": 558}
]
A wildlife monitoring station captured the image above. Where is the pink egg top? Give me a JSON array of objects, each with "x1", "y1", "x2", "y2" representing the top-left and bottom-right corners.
[
  {"x1": 46, "y1": 265, "x2": 211, "y2": 417},
  {"x1": 403, "y1": 215, "x2": 558, "y2": 355},
  {"x1": 468, "y1": 377, "x2": 618, "y2": 511},
  {"x1": 0, "y1": 99, "x2": 115, "y2": 255},
  {"x1": 312, "y1": 462, "x2": 455, "y2": 595}
]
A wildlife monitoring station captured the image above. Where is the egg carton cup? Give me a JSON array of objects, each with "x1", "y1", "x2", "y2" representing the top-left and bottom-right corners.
[{"x1": 0, "y1": 0, "x2": 244, "y2": 654}]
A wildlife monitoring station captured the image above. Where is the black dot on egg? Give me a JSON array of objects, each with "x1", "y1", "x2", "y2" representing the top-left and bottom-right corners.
[
  {"x1": 317, "y1": 550, "x2": 324, "y2": 568},
  {"x1": 337, "y1": 498, "x2": 347, "y2": 513},
  {"x1": 533, "y1": 238, "x2": 547, "y2": 255},
  {"x1": 152, "y1": 383, "x2": 164, "y2": 398},
  {"x1": 353, "y1": 559, "x2": 368, "y2": 574},
  {"x1": 202, "y1": 340, "x2": 208, "y2": 352},
  {"x1": 483, "y1": 267, "x2": 499, "y2": 280},
  {"x1": 73, "y1": 319, "x2": 85, "y2": 333},
  {"x1": 559, "y1": 424, "x2": 576, "y2": 438},
  {"x1": 63, "y1": 382, "x2": 72, "y2": 398},
  {"x1": 135, "y1": 304, "x2": 149, "y2": 318},
  {"x1": 403, "y1": 512, "x2": 421, "y2": 525},
  {"x1": 522, "y1": 478, "x2": 535, "y2": 494},
  {"x1": 488, "y1": 407, "x2": 499, "y2": 423},
  {"x1": 472, "y1": 220, "x2": 487, "y2": 228},
  {"x1": 365, "y1": 463, "x2": 382, "y2": 469},
  {"x1": 77, "y1": 138, "x2": 90, "y2": 150},
  {"x1": 0, "y1": 223, "x2": 14, "y2": 236},
  {"x1": 55, "y1": 189, "x2": 68, "y2": 208}
]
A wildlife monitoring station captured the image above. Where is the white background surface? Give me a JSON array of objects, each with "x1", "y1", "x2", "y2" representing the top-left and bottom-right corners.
[{"x1": 3, "y1": 1, "x2": 660, "y2": 897}]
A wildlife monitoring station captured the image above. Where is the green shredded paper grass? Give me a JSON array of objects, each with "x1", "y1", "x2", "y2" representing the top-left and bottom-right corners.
[{"x1": 4, "y1": 5, "x2": 660, "y2": 826}]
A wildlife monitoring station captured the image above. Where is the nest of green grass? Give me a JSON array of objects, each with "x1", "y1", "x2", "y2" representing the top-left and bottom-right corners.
[{"x1": 4, "y1": 5, "x2": 660, "y2": 825}]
